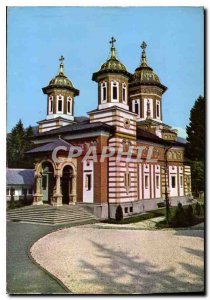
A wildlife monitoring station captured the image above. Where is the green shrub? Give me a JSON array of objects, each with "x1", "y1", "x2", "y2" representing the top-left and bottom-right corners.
[
  {"x1": 194, "y1": 202, "x2": 201, "y2": 216},
  {"x1": 170, "y1": 203, "x2": 186, "y2": 227},
  {"x1": 115, "y1": 205, "x2": 123, "y2": 221},
  {"x1": 185, "y1": 205, "x2": 194, "y2": 224}
]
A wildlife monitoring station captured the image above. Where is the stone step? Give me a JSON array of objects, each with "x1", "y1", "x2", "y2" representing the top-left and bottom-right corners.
[
  {"x1": 7, "y1": 204, "x2": 98, "y2": 225},
  {"x1": 7, "y1": 210, "x2": 94, "y2": 218},
  {"x1": 7, "y1": 216, "x2": 96, "y2": 225}
]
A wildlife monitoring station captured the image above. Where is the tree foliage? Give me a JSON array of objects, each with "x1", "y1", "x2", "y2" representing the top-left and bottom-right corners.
[
  {"x1": 186, "y1": 96, "x2": 205, "y2": 194},
  {"x1": 186, "y1": 95, "x2": 205, "y2": 160},
  {"x1": 7, "y1": 119, "x2": 34, "y2": 168}
]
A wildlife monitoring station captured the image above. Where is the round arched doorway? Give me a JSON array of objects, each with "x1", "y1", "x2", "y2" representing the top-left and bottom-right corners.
[{"x1": 61, "y1": 165, "x2": 74, "y2": 204}]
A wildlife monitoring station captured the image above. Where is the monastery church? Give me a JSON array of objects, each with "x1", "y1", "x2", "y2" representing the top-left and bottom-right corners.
[{"x1": 26, "y1": 38, "x2": 192, "y2": 219}]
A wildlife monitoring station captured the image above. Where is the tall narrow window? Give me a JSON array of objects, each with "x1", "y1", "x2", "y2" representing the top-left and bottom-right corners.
[
  {"x1": 57, "y1": 95, "x2": 63, "y2": 113},
  {"x1": 156, "y1": 100, "x2": 160, "y2": 118},
  {"x1": 122, "y1": 83, "x2": 127, "y2": 103},
  {"x1": 145, "y1": 175, "x2": 149, "y2": 189},
  {"x1": 180, "y1": 175, "x2": 183, "y2": 188},
  {"x1": 101, "y1": 82, "x2": 107, "y2": 102},
  {"x1": 67, "y1": 97, "x2": 72, "y2": 114},
  {"x1": 86, "y1": 174, "x2": 92, "y2": 191},
  {"x1": 111, "y1": 81, "x2": 119, "y2": 101},
  {"x1": 49, "y1": 96, "x2": 53, "y2": 114},
  {"x1": 135, "y1": 101, "x2": 139, "y2": 114},
  {"x1": 171, "y1": 176, "x2": 176, "y2": 188},
  {"x1": 156, "y1": 175, "x2": 160, "y2": 189}
]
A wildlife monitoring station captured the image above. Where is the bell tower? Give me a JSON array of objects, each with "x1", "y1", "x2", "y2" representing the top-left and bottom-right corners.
[
  {"x1": 92, "y1": 37, "x2": 131, "y2": 111},
  {"x1": 129, "y1": 42, "x2": 167, "y2": 123},
  {"x1": 38, "y1": 56, "x2": 79, "y2": 133}
]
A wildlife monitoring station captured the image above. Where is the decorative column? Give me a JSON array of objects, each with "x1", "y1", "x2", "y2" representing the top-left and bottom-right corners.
[
  {"x1": 70, "y1": 174, "x2": 77, "y2": 204},
  {"x1": 52, "y1": 174, "x2": 63, "y2": 206},
  {"x1": 33, "y1": 174, "x2": 43, "y2": 205}
]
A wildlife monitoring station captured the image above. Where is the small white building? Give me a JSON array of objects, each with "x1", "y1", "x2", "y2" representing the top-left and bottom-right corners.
[{"x1": 6, "y1": 169, "x2": 34, "y2": 202}]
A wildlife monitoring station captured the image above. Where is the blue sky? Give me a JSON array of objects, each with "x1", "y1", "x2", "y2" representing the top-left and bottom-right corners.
[{"x1": 7, "y1": 7, "x2": 204, "y2": 137}]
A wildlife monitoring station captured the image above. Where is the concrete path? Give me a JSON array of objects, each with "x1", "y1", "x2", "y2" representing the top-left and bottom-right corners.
[
  {"x1": 7, "y1": 221, "x2": 70, "y2": 294},
  {"x1": 31, "y1": 225, "x2": 204, "y2": 294}
]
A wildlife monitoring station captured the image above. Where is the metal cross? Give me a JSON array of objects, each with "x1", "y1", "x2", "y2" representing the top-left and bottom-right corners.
[
  {"x1": 141, "y1": 41, "x2": 147, "y2": 50},
  {"x1": 110, "y1": 37, "x2": 116, "y2": 48},
  {"x1": 59, "y1": 55, "x2": 65, "y2": 63}
]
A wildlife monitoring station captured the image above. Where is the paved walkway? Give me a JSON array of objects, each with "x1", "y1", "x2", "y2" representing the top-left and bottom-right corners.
[
  {"x1": 7, "y1": 221, "x2": 70, "y2": 294},
  {"x1": 31, "y1": 225, "x2": 204, "y2": 294}
]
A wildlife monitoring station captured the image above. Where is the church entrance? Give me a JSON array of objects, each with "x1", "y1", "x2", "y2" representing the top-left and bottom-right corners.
[
  {"x1": 61, "y1": 165, "x2": 74, "y2": 204},
  {"x1": 41, "y1": 162, "x2": 55, "y2": 204}
]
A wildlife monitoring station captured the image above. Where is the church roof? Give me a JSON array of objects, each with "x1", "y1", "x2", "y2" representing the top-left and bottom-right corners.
[
  {"x1": 42, "y1": 56, "x2": 79, "y2": 95},
  {"x1": 32, "y1": 121, "x2": 115, "y2": 139},
  {"x1": 137, "y1": 128, "x2": 185, "y2": 147},
  {"x1": 26, "y1": 138, "x2": 72, "y2": 154},
  {"x1": 129, "y1": 42, "x2": 167, "y2": 92},
  {"x1": 92, "y1": 37, "x2": 131, "y2": 81},
  {"x1": 7, "y1": 169, "x2": 34, "y2": 186}
]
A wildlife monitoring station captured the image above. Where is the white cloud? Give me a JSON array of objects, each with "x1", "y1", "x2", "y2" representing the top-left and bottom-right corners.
[{"x1": 172, "y1": 127, "x2": 187, "y2": 139}]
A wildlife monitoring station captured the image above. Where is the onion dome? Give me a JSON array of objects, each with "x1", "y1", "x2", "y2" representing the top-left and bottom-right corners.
[
  {"x1": 129, "y1": 42, "x2": 167, "y2": 92},
  {"x1": 42, "y1": 56, "x2": 79, "y2": 96},
  {"x1": 92, "y1": 37, "x2": 131, "y2": 81}
]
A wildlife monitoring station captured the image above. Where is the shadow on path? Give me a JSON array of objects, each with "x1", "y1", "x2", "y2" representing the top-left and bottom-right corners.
[{"x1": 80, "y1": 240, "x2": 204, "y2": 294}]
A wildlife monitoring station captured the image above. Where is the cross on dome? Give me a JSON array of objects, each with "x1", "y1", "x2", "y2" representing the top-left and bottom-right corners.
[
  {"x1": 141, "y1": 41, "x2": 147, "y2": 50},
  {"x1": 59, "y1": 55, "x2": 65, "y2": 63},
  {"x1": 109, "y1": 37, "x2": 116, "y2": 48}
]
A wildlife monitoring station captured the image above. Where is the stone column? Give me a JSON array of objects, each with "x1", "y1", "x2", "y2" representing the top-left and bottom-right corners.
[
  {"x1": 33, "y1": 175, "x2": 43, "y2": 205},
  {"x1": 70, "y1": 174, "x2": 77, "y2": 204},
  {"x1": 52, "y1": 174, "x2": 63, "y2": 207}
]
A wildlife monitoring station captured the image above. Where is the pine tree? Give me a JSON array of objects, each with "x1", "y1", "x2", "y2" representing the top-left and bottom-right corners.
[
  {"x1": 186, "y1": 96, "x2": 205, "y2": 195},
  {"x1": 186, "y1": 96, "x2": 205, "y2": 161},
  {"x1": 7, "y1": 120, "x2": 34, "y2": 168}
]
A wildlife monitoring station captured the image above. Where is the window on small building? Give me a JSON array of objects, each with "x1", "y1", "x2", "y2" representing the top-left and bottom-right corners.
[
  {"x1": 130, "y1": 206, "x2": 133, "y2": 213},
  {"x1": 22, "y1": 188, "x2": 27, "y2": 196},
  {"x1": 171, "y1": 176, "x2": 176, "y2": 188},
  {"x1": 145, "y1": 175, "x2": 149, "y2": 189},
  {"x1": 125, "y1": 207, "x2": 128, "y2": 213},
  {"x1": 28, "y1": 188, "x2": 33, "y2": 195},
  {"x1": 85, "y1": 174, "x2": 92, "y2": 191},
  {"x1": 180, "y1": 175, "x2": 183, "y2": 188},
  {"x1": 6, "y1": 188, "x2": 10, "y2": 196},
  {"x1": 122, "y1": 83, "x2": 127, "y2": 103},
  {"x1": 156, "y1": 175, "x2": 160, "y2": 189}
]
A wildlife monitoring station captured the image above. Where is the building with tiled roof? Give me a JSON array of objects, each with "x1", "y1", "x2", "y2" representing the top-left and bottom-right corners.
[{"x1": 25, "y1": 39, "x2": 192, "y2": 219}]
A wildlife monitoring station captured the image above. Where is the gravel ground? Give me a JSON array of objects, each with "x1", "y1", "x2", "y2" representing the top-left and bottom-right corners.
[{"x1": 30, "y1": 226, "x2": 204, "y2": 294}]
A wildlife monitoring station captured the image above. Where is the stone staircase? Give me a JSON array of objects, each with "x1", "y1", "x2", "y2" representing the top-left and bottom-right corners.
[{"x1": 7, "y1": 205, "x2": 98, "y2": 226}]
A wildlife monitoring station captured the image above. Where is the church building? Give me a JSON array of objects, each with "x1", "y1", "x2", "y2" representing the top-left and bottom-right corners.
[{"x1": 27, "y1": 38, "x2": 192, "y2": 219}]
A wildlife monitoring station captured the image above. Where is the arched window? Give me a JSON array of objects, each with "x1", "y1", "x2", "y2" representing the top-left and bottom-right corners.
[
  {"x1": 156, "y1": 100, "x2": 160, "y2": 118},
  {"x1": 57, "y1": 95, "x2": 64, "y2": 113},
  {"x1": 101, "y1": 82, "x2": 107, "y2": 103},
  {"x1": 122, "y1": 83, "x2": 127, "y2": 103},
  {"x1": 49, "y1": 96, "x2": 53, "y2": 114},
  {"x1": 133, "y1": 99, "x2": 140, "y2": 116},
  {"x1": 111, "y1": 81, "x2": 119, "y2": 102},
  {"x1": 67, "y1": 97, "x2": 72, "y2": 114}
]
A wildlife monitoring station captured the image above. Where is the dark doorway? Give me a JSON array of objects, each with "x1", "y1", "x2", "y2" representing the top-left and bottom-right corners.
[
  {"x1": 42, "y1": 162, "x2": 55, "y2": 204},
  {"x1": 61, "y1": 165, "x2": 73, "y2": 204}
]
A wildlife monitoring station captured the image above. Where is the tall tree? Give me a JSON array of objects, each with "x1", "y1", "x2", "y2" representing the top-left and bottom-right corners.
[
  {"x1": 186, "y1": 96, "x2": 205, "y2": 194},
  {"x1": 7, "y1": 120, "x2": 34, "y2": 168}
]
